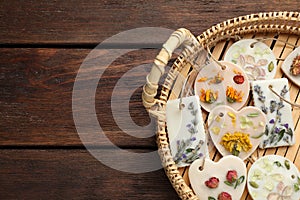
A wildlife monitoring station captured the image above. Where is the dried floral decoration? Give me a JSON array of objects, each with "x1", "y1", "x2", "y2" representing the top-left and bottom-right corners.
[
  {"x1": 281, "y1": 46, "x2": 300, "y2": 87},
  {"x1": 204, "y1": 170, "x2": 244, "y2": 199},
  {"x1": 226, "y1": 86, "x2": 244, "y2": 103},
  {"x1": 194, "y1": 61, "x2": 250, "y2": 112},
  {"x1": 224, "y1": 39, "x2": 277, "y2": 81},
  {"x1": 208, "y1": 105, "x2": 266, "y2": 160},
  {"x1": 200, "y1": 89, "x2": 218, "y2": 104},
  {"x1": 197, "y1": 72, "x2": 224, "y2": 84},
  {"x1": 247, "y1": 155, "x2": 300, "y2": 200},
  {"x1": 166, "y1": 96, "x2": 208, "y2": 167},
  {"x1": 290, "y1": 54, "x2": 300, "y2": 76},
  {"x1": 209, "y1": 192, "x2": 232, "y2": 200},
  {"x1": 224, "y1": 170, "x2": 245, "y2": 189},
  {"x1": 173, "y1": 102, "x2": 205, "y2": 165},
  {"x1": 220, "y1": 132, "x2": 252, "y2": 156},
  {"x1": 233, "y1": 74, "x2": 245, "y2": 84},
  {"x1": 189, "y1": 156, "x2": 247, "y2": 200},
  {"x1": 205, "y1": 177, "x2": 220, "y2": 188},
  {"x1": 252, "y1": 78, "x2": 295, "y2": 148}
]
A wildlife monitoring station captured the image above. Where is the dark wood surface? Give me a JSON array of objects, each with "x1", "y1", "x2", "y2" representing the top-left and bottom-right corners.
[{"x1": 0, "y1": 1, "x2": 299, "y2": 199}]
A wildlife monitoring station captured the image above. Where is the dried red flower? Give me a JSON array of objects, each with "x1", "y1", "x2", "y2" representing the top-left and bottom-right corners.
[
  {"x1": 233, "y1": 74, "x2": 245, "y2": 84},
  {"x1": 218, "y1": 192, "x2": 232, "y2": 200},
  {"x1": 226, "y1": 170, "x2": 238, "y2": 183},
  {"x1": 205, "y1": 177, "x2": 219, "y2": 188}
]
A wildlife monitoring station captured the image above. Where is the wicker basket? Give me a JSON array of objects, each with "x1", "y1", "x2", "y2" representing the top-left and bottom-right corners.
[{"x1": 142, "y1": 11, "x2": 300, "y2": 200}]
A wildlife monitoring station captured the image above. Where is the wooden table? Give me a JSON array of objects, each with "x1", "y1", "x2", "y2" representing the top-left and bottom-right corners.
[{"x1": 1, "y1": 1, "x2": 299, "y2": 199}]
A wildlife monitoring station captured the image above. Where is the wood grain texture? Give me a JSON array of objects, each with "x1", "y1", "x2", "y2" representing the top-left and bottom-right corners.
[
  {"x1": 0, "y1": 149, "x2": 179, "y2": 200},
  {"x1": 0, "y1": 0, "x2": 299, "y2": 45},
  {"x1": 0, "y1": 48, "x2": 160, "y2": 147}
]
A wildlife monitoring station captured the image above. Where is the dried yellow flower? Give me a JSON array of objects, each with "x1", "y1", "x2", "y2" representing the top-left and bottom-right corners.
[
  {"x1": 220, "y1": 131, "x2": 252, "y2": 156},
  {"x1": 226, "y1": 86, "x2": 244, "y2": 103}
]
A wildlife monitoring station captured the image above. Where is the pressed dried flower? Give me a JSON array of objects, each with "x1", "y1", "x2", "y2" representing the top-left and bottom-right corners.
[
  {"x1": 227, "y1": 112, "x2": 236, "y2": 120},
  {"x1": 226, "y1": 170, "x2": 238, "y2": 183},
  {"x1": 205, "y1": 177, "x2": 220, "y2": 188},
  {"x1": 233, "y1": 74, "x2": 245, "y2": 84},
  {"x1": 233, "y1": 69, "x2": 242, "y2": 75},
  {"x1": 290, "y1": 54, "x2": 300, "y2": 76},
  {"x1": 220, "y1": 131, "x2": 252, "y2": 156},
  {"x1": 197, "y1": 77, "x2": 208, "y2": 82},
  {"x1": 200, "y1": 89, "x2": 218, "y2": 104},
  {"x1": 218, "y1": 192, "x2": 232, "y2": 200},
  {"x1": 226, "y1": 86, "x2": 244, "y2": 103},
  {"x1": 209, "y1": 72, "x2": 224, "y2": 84}
]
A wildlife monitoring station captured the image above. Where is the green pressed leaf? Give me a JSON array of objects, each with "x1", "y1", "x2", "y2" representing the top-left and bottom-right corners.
[
  {"x1": 234, "y1": 180, "x2": 239, "y2": 189},
  {"x1": 185, "y1": 148, "x2": 194, "y2": 153},
  {"x1": 294, "y1": 183, "x2": 300, "y2": 192},
  {"x1": 251, "y1": 131, "x2": 265, "y2": 139},
  {"x1": 247, "y1": 112, "x2": 260, "y2": 117},
  {"x1": 232, "y1": 144, "x2": 240, "y2": 156},
  {"x1": 284, "y1": 160, "x2": 290, "y2": 170},
  {"x1": 265, "y1": 125, "x2": 269, "y2": 136},
  {"x1": 234, "y1": 176, "x2": 245, "y2": 189},
  {"x1": 270, "y1": 134, "x2": 276, "y2": 144},
  {"x1": 274, "y1": 161, "x2": 282, "y2": 167},
  {"x1": 216, "y1": 102, "x2": 225, "y2": 106},
  {"x1": 224, "y1": 181, "x2": 233, "y2": 186},
  {"x1": 249, "y1": 181, "x2": 259, "y2": 188},
  {"x1": 268, "y1": 61, "x2": 274, "y2": 72},
  {"x1": 286, "y1": 128, "x2": 293, "y2": 139},
  {"x1": 240, "y1": 116, "x2": 247, "y2": 123},
  {"x1": 208, "y1": 197, "x2": 216, "y2": 200},
  {"x1": 238, "y1": 176, "x2": 245, "y2": 184},
  {"x1": 227, "y1": 96, "x2": 235, "y2": 103},
  {"x1": 277, "y1": 129, "x2": 285, "y2": 143}
]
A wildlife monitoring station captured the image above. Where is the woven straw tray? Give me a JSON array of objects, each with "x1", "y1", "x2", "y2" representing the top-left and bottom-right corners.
[{"x1": 142, "y1": 12, "x2": 300, "y2": 200}]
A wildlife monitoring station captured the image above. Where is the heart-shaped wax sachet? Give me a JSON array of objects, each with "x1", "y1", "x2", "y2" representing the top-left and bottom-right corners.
[
  {"x1": 194, "y1": 61, "x2": 249, "y2": 112},
  {"x1": 189, "y1": 155, "x2": 247, "y2": 200},
  {"x1": 247, "y1": 155, "x2": 300, "y2": 200},
  {"x1": 208, "y1": 105, "x2": 267, "y2": 160}
]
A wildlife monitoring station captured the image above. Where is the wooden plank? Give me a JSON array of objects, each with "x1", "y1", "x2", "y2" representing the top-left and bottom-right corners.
[
  {"x1": 0, "y1": 48, "x2": 162, "y2": 147},
  {"x1": 1, "y1": 1, "x2": 300, "y2": 44},
  {"x1": 0, "y1": 149, "x2": 180, "y2": 200}
]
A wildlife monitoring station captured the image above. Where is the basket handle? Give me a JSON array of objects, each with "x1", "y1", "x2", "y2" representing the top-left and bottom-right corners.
[{"x1": 142, "y1": 28, "x2": 199, "y2": 110}]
